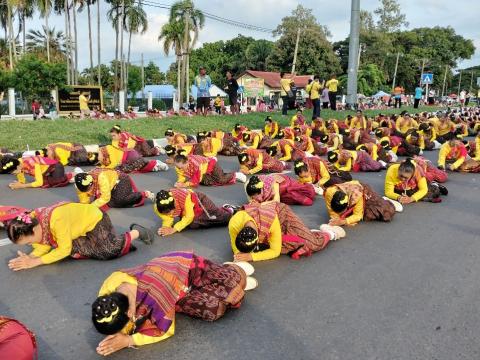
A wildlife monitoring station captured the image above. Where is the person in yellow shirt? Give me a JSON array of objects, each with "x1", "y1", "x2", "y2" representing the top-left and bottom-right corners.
[
  {"x1": 437, "y1": 139, "x2": 480, "y2": 172},
  {"x1": 294, "y1": 158, "x2": 352, "y2": 194},
  {"x1": 238, "y1": 149, "x2": 288, "y2": 175},
  {"x1": 6, "y1": 156, "x2": 72, "y2": 190},
  {"x1": 325, "y1": 74, "x2": 339, "y2": 110},
  {"x1": 318, "y1": 132, "x2": 342, "y2": 151},
  {"x1": 280, "y1": 72, "x2": 294, "y2": 116},
  {"x1": 327, "y1": 149, "x2": 386, "y2": 172},
  {"x1": 96, "y1": 145, "x2": 169, "y2": 173},
  {"x1": 110, "y1": 125, "x2": 160, "y2": 157},
  {"x1": 384, "y1": 158, "x2": 445, "y2": 204},
  {"x1": 92, "y1": 251, "x2": 256, "y2": 356},
  {"x1": 229, "y1": 201, "x2": 345, "y2": 262},
  {"x1": 349, "y1": 110, "x2": 368, "y2": 130},
  {"x1": 290, "y1": 109, "x2": 306, "y2": 127},
  {"x1": 395, "y1": 113, "x2": 419, "y2": 135},
  {"x1": 6, "y1": 202, "x2": 154, "y2": 271},
  {"x1": 37, "y1": 142, "x2": 91, "y2": 166},
  {"x1": 418, "y1": 122, "x2": 441, "y2": 150},
  {"x1": 241, "y1": 130, "x2": 273, "y2": 149},
  {"x1": 164, "y1": 143, "x2": 201, "y2": 164},
  {"x1": 154, "y1": 189, "x2": 234, "y2": 236},
  {"x1": 266, "y1": 138, "x2": 300, "y2": 162},
  {"x1": 264, "y1": 116, "x2": 279, "y2": 138},
  {"x1": 309, "y1": 75, "x2": 324, "y2": 120},
  {"x1": 324, "y1": 180, "x2": 401, "y2": 227},
  {"x1": 79, "y1": 92, "x2": 90, "y2": 119},
  {"x1": 466, "y1": 133, "x2": 480, "y2": 161},
  {"x1": 75, "y1": 169, "x2": 152, "y2": 210},
  {"x1": 245, "y1": 174, "x2": 316, "y2": 206},
  {"x1": 433, "y1": 115, "x2": 455, "y2": 143},
  {"x1": 196, "y1": 132, "x2": 223, "y2": 157}
]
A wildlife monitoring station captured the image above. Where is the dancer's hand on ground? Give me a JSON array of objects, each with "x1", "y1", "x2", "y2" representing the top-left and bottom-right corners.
[
  {"x1": 158, "y1": 227, "x2": 177, "y2": 236},
  {"x1": 97, "y1": 334, "x2": 131, "y2": 356},
  {"x1": 8, "y1": 251, "x2": 42, "y2": 271},
  {"x1": 234, "y1": 253, "x2": 253, "y2": 262},
  {"x1": 448, "y1": 165, "x2": 456, "y2": 171},
  {"x1": 175, "y1": 182, "x2": 188, "y2": 188},
  {"x1": 9, "y1": 182, "x2": 25, "y2": 190},
  {"x1": 329, "y1": 218, "x2": 347, "y2": 226},
  {"x1": 399, "y1": 196, "x2": 414, "y2": 204}
]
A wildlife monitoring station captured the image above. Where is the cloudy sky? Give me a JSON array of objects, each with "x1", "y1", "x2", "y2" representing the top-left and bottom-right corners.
[{"x1": 27, "y1": 0, "x2": 480, "y2": 72}]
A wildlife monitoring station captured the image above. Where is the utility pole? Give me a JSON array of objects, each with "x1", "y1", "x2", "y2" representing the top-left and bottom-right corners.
[
  {"x1": 291, "y1": 28, "x2": 301, "y2": 74},
  {"x1": 441, "y1": 65, "x2": 448, "y2": 98},
  {"x1": 391, "y1": 52, "x2": 401, "y2": 91},
  {"x1": 141, "y1": 53, "x2": 145, "y2": 102},
  {"x1": 346, "y1": 0, "x2": 360, "y2": 109},
  {"x1": 183, "y1": 4, "x2": 192, "y2": 105},
  {"x1": 469, "y1": 71, "x2": 474, "y2": 93},
  {"x1": 457, "y1": 70, "x2": 462, "y2": 95}
]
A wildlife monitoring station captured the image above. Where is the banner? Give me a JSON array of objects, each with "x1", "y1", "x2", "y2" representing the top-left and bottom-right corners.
[
  {"x1": 243, "y1": 78, "x2": 265, "y2": 97},
  {"x1": 57, "y1": 86, "x2": 103, "y2": 113}
]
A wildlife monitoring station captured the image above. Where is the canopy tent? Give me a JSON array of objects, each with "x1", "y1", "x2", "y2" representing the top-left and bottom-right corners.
[
  {"x1": 372, "y1": 90, "x2": 390, "y2": 98},
  {"x1": 190, "y1": 84, "x2": 227, "y2": 98},
  {"x1": 134, "y1": 85, "x2": 175, "y2": 99}
]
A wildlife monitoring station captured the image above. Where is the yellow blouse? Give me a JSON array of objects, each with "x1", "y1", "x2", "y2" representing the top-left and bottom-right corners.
[
  {"x1": 324, "y1": 181, "x2": 364, "y2": 225},
  {"x1": 384, "y1": 164, "x2": 427, "y2": 202},
  {"x1": 77, "y1": 170, "x2": 119, "y2": 208},
  {"x1": 474, "y1": 137, "x2": 480, "y2": 161},
  {"x1": 438, "y1": 143, "x2": 465, "y2": 169},
  {"x1": 176, "y1": 161, "x2": 209, "y2": 186},
  {"x1": 153, "y1": 193, "x2": 195, "y2": 232},
  {"x1": 30, "y1": 203, "x2": 103, "y2": 264},
  {"x1": 17, "y1": 162, "x2": 49, "y2": 188},
  {"x1": 112, "y1": 137, "x2": 136, "y2": 150},
  {"x1": 228, "y1": 210, "x2": 282, "y2": 261},
  {"x1": 272, "y1": 140, "x2": 293, "y2": 161},
  {"x1": 203, "y1": 138, "x2": 222, "y2": 157},
  {"x1": 101, "y1": 145, "x2": 124, "y2": 169},
  {"x1": 51, "y1": 143, "x2": 74, "y2": 166},
  {"x1": 99, "y1": 272, "x2": 175, "y2": 346}
]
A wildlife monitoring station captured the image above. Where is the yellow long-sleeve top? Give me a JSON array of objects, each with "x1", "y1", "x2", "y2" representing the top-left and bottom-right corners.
[
  {"x1": 326, "y1": 122, "x2": 340, "y2": 134},
  {"x1": 241, "y1": 151, "x2": 264, "y2": 175},
  {"x1": 16, "y1": 161, "x2": 49, "y2": 188},
  {"x1": 434, "y1": 120, "x2": 455, "y2": 136},
  {"x1": 30, "y1": 203, "x2": 103, "y2": 264},
  {"x1": 101, "y1": 146, "x2": 125, "y2": 169},
  {"x1": 324, "y1": 181, "x2": 364, "y2": 225},
  {"x1": 228, "y1": 211, "x2": 282, "y2": 261},
  {"x1": 77, "y1": 169, "x2": 120, "y2": 208},
  {"x1": 438, "y1": 142, "x2": 467, "y2": 169},
  {"x1": 112, "y1": 137, "x2": 136, "y2": 150},
  {"x1": 405, "y1": 134, "x2": 425, "y2": 150},
  {"x1": 290, "y1": 115, "x2": 306, "y2": 128},
  {"x1": 474, "y1": 137, "x2": 480, "y2": 161},
  {"x1": 98, "y1": 272, "x2": 175, "y2": 346},
  {"x1": 153, "y1": 193, "x2": 195, "y2": 232},
  {"x1": 309, "y1": 81, "x2": 322, "y2": 100},
  {"x1": 297, "y1": 158, "x2": 331, "y2": 187},
  {"x1": 396, "y1": 118, "x2": 419, "y2": 134},
  {"x1": 419, "y1": 127, "x2": 437, "y2": 142},
  {"x1": 175, "y1": 157, "x2": 211, "y2": 186},
  {"x1": 49, "y1": 143, "x2": 75, "y2": 166},
  {"x1": 264, "y1": 122, "x2": 279, "y2": 138},
  {"x1": 241, "y1": 132, "x2": 263, "y2": 149},
  {"x1": 334, "y1": 151, "x2": 357, "y2": 172},
  {"x1": 384, "y1": 164, "x2": 428, "y2": 202},
  {"x1": 202, "y1": 138, "x2": 223, "y2": 157},
  {"x1": 272, "y1": 140, "x2": 294, "y2": 161},
  {"x1": 349, "y1": 116, "x2": 367, "y2": 130}
]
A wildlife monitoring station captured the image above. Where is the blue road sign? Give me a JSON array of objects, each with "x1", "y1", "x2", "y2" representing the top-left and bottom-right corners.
[
  {"x1": 237, "y1": 86, "x2": 244, "y2": 94},
  {"x1": 421, "y1": 73, "x2": 433, "y2": 84}
]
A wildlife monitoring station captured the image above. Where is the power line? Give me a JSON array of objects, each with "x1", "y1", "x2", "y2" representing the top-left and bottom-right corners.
[{"x1": 136, "y1": 0, "x2": 275, "y2": 33}]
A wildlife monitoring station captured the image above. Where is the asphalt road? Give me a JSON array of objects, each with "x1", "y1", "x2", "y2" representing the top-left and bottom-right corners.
[{"x1": 1, "y1": 148, "x2": 479, "y2": 360}]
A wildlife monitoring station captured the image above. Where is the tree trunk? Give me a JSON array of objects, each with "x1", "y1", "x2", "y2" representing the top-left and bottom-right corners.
[
  {"x1": 114, "y1": 9, "x2": 119, "y2": 107},
  {"x1": 22, "y1": 11, "x2": 26, "y2": 54},
  {"x1": 119, "y1": 0, "x2": 125, "y2": 94},
  {"x1": 7, "y1": 3, "x2": 13, "y2": 69},
  {"x1": 45, "y1": 0, "x2": 50, "y2": 62},
  {"x1": 125, "y1": 30, "x2": 132, "y2": 102},
  {"x1": 68, "y1": 3, "x2": 75, "y2": 82},
  {"x1": 183, "y1": 14, "x2": 189, "y2": 104},
  {"x1": 87, "y1": 2, "x2": 93, "y2": 84},
  {"x1": 176, "y1": 54, "x2": 181, "y2": 108},
  {"x1": 64, "y1": 0, "x2": 71, "y2": 84},
  {"x1": 97, "y1": 0, "x2": 101, "y2": 86},
  {"x1": 72, "y1": 0, "x2": 78, "y2": 84}
]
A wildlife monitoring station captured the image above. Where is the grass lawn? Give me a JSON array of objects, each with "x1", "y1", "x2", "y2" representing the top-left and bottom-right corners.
[{"x1": 0, "y1": 105, "x2": 442, "y2": 151}]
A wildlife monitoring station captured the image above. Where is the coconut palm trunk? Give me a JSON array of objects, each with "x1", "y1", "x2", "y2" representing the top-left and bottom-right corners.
[
  {"x1": 45, "y1": 0, "x2": 50, "y2": 62},
  {"x1": 64, "y1": 0, "x2": 71, "y2": 84},
  {"x1": 7, "y1": 3, "x2": 13, "y2": 69},
  {"x1": 87, "y1": 1, "x2": 93, "y2": 84},
  {"x1": 72, "y1": 0, "x2": 78, "y2": 83},
  {"x1": 97, "y1": 0, "x2": 101, "y2": 85}
]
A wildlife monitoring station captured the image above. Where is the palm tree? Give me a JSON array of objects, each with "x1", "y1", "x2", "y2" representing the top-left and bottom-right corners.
[
  {"x1": 96, "y1": 0, "x2": 100, "y2": 85},
  {"x1": 158, "y1": 21, "x2": 183, "y2": 105},
  {"x1": 36, "y1": 0, "x2": 53, "y2": 62},
  {"x1": 107, "y1": 0, "x2": 127, "y2": 105},
  {"x1": 76, "y1": 0, "x2": 96, "y2": 84},
  {"x1": 26, "y1": 26, "x2": 66, "y2": 60},
  {"x1": 169, "y1": 0, "x2": 204, "y2": 103},
  {"x1": 16, "y1": 0, "x2": 35, "y2": 54},
  {"x1": 124, "y1": 2, "x2": 147, "y2": 94}
]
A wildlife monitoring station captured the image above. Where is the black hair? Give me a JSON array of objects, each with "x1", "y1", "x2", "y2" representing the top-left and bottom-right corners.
[
  {"x1": 238, "y1": 153, "x2": 249, "y2": 164},
  {"x1": 110, "y1": 125, "x2": 122, "y2": 134},
  {"x1": 331, "y1": 190, "x2": 349, "y2": 213},
  {"x1": 380, "y1": 139, "x2": 391, "y2": 150},
  {"x1": 319, "y1": 133, "x2": 329, "y2": 144},
  {"x1": 234, "y1": 123, "x2": 242, "y2": 131},
  {"x1": 275, "y1": 130, "x2": 285, "y2": 139},
  {"x1": 266, "y1": 146, "x2": 277, "y2": 156},
  {"x1": 280, "y1": 72, "x2": 285, "y2": 78},
  {"x1": 327, "y1": 151, "x2": 338, "y2": 163},
  {"x1": 374, "y1": 128, "x2": 384, "y2": 138},
  {"x1": 264, "y1": 116, "x2": 273, "y2": 123},
  {"x1": 399, "y1": 158, "x2": 415, "y2": 175},
  {"x1": 0, "y1": 156, "x2": 20, "y2": 174},
  {"x1": 165, "y1": 128, "x2": 174, "y2": 137},
  {"x1": 174, "y1": 154, "x2": 188, "y2": 163},
  {"x1": 419, "y1": 122, "x2": 430, "y2": 132},
  {"x1": 87, "y1": 152, "x2": 99, "y2": 165},
  {"x1": 293, "y1": 159, "x2": 309, "y2": 175},
  {"x1": 314, "y1": 75, "x2": 319, "y2": 80},
  {"x1": 357, "y1": 144, "x2": 367, "y2": 151},
  {"x1": 6, "y1": 215, "x2": 39, "y2": 243},
  {"x1": 35, "y1": 148, "x2": 48, "y2": 157},
  {"x1": 197, "y1": 131, "x2": 209, "y2": 142},
  {"x1": 242, "y1": 132, "x2": 251, "y2": 141},
  {"x1": 246, "y1": 175, "x2": 262, "y2": 196},
  {"x1": 74, "y1": 173, "x2": 94, "y2": 192},
  {"x1": 91, "y1": 292, "x2": 130, "y2": 335},
  {"x1": 409, "y1": 130, "x2": 419, "y2": 138},
  {"x1": 235, "y1": 226, "x2": 269, "y2": 253},
  {"x1": 164, "y1": 145, "x2": 176, "y2": 156},
  {"x1": 155, "y1": 190, "x2": 176, "y2": 213}
]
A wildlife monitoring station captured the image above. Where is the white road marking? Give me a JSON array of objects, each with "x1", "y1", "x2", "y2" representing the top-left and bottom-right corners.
[{"x1": 0, "y1": 238, "x2": 11, "y2": 246}]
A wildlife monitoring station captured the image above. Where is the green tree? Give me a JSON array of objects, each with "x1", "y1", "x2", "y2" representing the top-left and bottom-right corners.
[
  {"x1": 245, "y1": 40, "x2": 274, "y2": 71},
  {"x1": 126, "y1": 64, "x2": 142, "y2": 96},
  {"x1": 374, "y1": 0, "x2": 408, "y2": 32},
  {"x1": 158, "y1": 20, "x2": 184, "y2": 99},
  {"x1": 338, "y1": 63, "x2": 386, "y2": 96},
  {"x1": 144, "y1": 61, "x2": 165, "y2": 84},
  {"x1": 266, "y1": 5, "x2": 341, "y2": 77},
  {"x1": 26, "y1": 26, "x2": 67, "y2": 62},
  {"x1": 79, "y1": 63, "x2": 114, "y2": 92}
]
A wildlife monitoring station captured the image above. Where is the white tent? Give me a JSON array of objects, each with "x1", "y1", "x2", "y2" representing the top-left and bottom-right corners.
[
  {"x1": 372, "y1": 90, "x2": 390, "y2": 98},
  {"x1": 191, "y1": 84, "x2": 228, "y2": 98}
]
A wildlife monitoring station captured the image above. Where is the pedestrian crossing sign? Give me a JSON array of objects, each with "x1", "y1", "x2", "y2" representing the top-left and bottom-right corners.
[{"x1": 421, "y1": 73, "x2": 433, "y2": 84}]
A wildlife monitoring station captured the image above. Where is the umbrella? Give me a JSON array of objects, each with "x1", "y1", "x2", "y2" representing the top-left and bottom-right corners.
[{"x1": 372, "y1": 91, "x2": 389, "y2": 98}]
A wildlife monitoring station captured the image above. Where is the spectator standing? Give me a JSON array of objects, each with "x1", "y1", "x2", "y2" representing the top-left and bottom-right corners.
[
  {"x1": 280, "y1": 72, "x2": 294, "y2": 116},
  {"x1": 321, "y1": 87, "x2": 330, "y2": 109},
  {"x1": 225, "y1": 71, "x2": 239, "y2": 115},
  {"x1": 459, "y1": 90, "x2": 466, "y2": 106},
  {"x1": 194, "y1": 67, "x2": 212, "y2": 116},
  {"x1": 48, "y1": 96, "x2": 58, "y2": 119},
  {"x1": 307, "y1": 75, "x2": 323, "y2": 120},
  {"x1": 414, "y1": 86, "x2": 423, "y2": 109},
  {"x1": 79, "y1": 92, "x2": 90, "y2": 119},
  {"x1": 325, "y1": 74, "x2": 339, "y2": 111},
  {"x1": 465, "y1": 91, "x2": 471, "y2": 106},
  {"x1": 31, "y1": 99, "x2": 40, "y2": 120},
  {"x1": 214, "y1": 94, "x2": 222, "y2": 114},
  {"x1": 188, "y1": 96, "x2": 196, "y2": 112},
  {"x1": 305, "y1": 79, "x2": 313, "y2": 109},
  {"x1": 393, "y1": 85, "x2": 404, "y2": 108}
]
